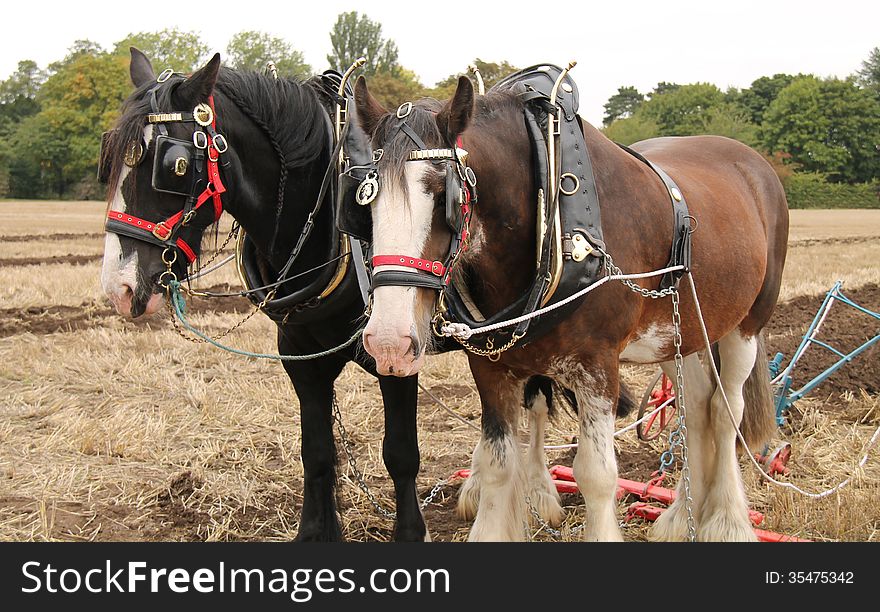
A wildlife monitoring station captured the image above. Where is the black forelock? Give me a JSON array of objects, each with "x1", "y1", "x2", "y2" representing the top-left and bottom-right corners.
[{"x1": 373, "y1": 98, "x2": 444, "y2": 197}]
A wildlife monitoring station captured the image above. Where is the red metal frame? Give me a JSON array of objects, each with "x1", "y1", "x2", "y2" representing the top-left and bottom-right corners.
[{"x1": 451, "y1": 466, "x2": 809, "y2": 542}]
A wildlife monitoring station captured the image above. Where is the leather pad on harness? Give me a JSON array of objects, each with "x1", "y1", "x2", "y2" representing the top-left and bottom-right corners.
[{"x1": 152, "y1": 135, "x2": 200, "y2": 196}]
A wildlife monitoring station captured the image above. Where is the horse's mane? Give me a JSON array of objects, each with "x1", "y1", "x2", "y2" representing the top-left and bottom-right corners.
[{"x1": 214, "y1": 69, "x2": 328, "y2": 169}]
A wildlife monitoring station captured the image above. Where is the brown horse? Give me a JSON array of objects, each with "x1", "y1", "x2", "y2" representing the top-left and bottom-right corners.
[{"x1": 353, "y1": 73, "x2": 789, "y2": 541}]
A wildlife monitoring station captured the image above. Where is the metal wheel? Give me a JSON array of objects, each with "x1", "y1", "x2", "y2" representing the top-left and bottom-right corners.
[{"x1": 637, "y1": 370, "x2": 677, "y2": 441}]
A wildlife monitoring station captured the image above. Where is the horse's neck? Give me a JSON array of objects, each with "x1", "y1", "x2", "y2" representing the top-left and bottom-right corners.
[{"x1": 216, "y1": 89, "x2": 332, "y2": 271}]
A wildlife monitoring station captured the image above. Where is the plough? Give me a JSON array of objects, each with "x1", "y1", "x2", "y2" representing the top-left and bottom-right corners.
[
  {"x1": 635, "y1": 280, "x2": 880, "y2": 477},
  {"x1": 451, "y1": 466, "x2": 811, "y2": 541}
]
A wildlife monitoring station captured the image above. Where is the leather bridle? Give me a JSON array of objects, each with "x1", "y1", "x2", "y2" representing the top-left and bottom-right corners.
[
  {"x1": 101, "y1": 72, "x2": 227, "y2": 283},
  {"x1": 365, "y1": 103, "x2": 477, "y2": 294}
]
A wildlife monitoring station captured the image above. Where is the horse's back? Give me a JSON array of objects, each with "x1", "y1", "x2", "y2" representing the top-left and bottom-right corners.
[{"x1": 632, "y1": 134, "x2": 790, "y2": 332}]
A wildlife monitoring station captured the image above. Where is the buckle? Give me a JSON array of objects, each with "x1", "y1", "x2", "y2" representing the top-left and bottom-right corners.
[
  {"x1": 212, "y1": 134, "x2": 228, "y2": 154},
  {"x1": 193, "y1": 131, "x2": 208, "y2": 149},
  {"x1": 152, "y1": 222, "x2": 171, "y2": 240},
  {"x1": 396, "y1": 102, "x2": 413, "y2": 118},
  {"x1": 430, "y1": 261, "x2": 444, "y2": 276}
]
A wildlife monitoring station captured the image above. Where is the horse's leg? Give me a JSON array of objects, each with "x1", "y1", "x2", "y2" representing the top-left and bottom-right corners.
[
  {"x1": 280, "y1": 333, "x2": 347, "y2": 542},
  {"x1": 699, "y1": 330, "x2": 758, "y2": 541},
  {"x1": 650, "y1": 354, "x2": 715, "y2": 541},
  {"x1": 465, "y1": 359, "x2": 525, "y2": 541},
  {"x1": 523, "y1": 382, "x2": 564, "y2": 526},
  {"x1": 379, "y1": 375, "x2": 429, "y2": 541},
  {"x1": 566, "y1": 360, "x2": 622, "y2": 541}
]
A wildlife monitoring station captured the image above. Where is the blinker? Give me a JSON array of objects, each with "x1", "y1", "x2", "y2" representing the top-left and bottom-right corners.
[{"x1": 152, "y1": 135, "x2": 197, "y2": 195}]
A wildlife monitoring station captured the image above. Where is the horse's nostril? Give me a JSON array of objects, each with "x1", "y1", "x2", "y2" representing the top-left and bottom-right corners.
[{"x1": 121, "y1": 283, "x2": 134, "y2": 299}]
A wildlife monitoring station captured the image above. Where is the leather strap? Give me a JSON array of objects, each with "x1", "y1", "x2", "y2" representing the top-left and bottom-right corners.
[
  {"x1": 105, "y1": 212, "x2": 197, "y2": 262},
  {"x1": 372, "y1": 255, "x2": 446, "y2": 277},
  {"x1": 400, "y1": 122, "x2": 428, "y2": 149},
  {"x1": 616, "y1": 143, "x2": 692, "y2": 288}
]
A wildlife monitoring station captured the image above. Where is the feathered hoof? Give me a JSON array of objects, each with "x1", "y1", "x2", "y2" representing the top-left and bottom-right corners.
[
  {"x1": 698, "y1": 510, "x2": 757, "y2": 542},
  {"x1": 649, "y1": 501, "x2": 691, "y2": 542},
  {"x1": 456, "y1": 471, "x2": 481, "y2": 520},
  {"x1": 527, "y1": 483, "x2": 565, "y2": 527}
]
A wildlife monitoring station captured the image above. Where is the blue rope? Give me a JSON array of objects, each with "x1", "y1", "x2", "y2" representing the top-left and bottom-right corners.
[{"x1": 168, "y1": 281, "x2": 362, "y2": 361}]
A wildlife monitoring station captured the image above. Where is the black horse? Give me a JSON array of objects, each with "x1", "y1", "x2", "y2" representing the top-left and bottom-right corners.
[{"x1": 100, "y1": 49, "x2": 428, "y2": 541}]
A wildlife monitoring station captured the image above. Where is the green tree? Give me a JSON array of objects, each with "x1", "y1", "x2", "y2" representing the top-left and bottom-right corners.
[
  {"x1": 761, "y1": 76, "x2": 880, "y2": 183},
  {"x1": 0, "y1": 60, "x2": 44, "y2": 136},
  {"x1": 649, "y1": 81, "x2": 680, "y2": 99},
  {"x1": 429, "y1": 58, "x2": 520, "y2": 98},
  {"x1": 700, "y1": 103, "x2": 759, "y2": 147},
  {"x1": 0, "y1": 59, "x2": 46, "y2": 197},
  {"x1": 734, "y1": 73, "x2": 797, "y2": 124},
  {"x1": 225, "y1": 31, "x2": 312, "y2": 79},
  {"x1": 603, "y1": 86, "x2": 644, "y2": 126},
  {"x1": 20, "y1": 47, "x2": 129, "y2": 197},
  {"x1": 857, "y1": 46, "x2": 880, "y2": 94},
  {"x1": 368, "y1": 68, "x2": 425, "y2": 108},
  {"x1": 640, "y1": 82, "x2": 725, "y2": 135},
  {"x1": 326, "y1": 11, "x2": 400, "y2": 76},
  {"x1": 602, "y1": 114, "x2": 659, "y2": 145},
  {"x1": 113, "y1": 29, "x2": 209, "y2": 73}
]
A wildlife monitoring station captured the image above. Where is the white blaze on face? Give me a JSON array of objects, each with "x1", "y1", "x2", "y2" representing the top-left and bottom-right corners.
[
  {"x1": 101, "y1": 125, "x2": 155, "y2": 317},
  {"x1": 363, "y1": 161, "x2": 435, "y2": 376}
]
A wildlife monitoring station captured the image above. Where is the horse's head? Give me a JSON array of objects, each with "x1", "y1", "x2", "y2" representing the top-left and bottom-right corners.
[
  {"x1": 100, "y1": 48, "x2": 224, "y2": 318},
  {"x1": 354, "y1": 75, "x2": 475, "y2": 376}
]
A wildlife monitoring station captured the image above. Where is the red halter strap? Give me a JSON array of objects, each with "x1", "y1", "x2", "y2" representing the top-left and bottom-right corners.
[{"x1": 372, "y1": 255, "x2": 446, "y2": 277}]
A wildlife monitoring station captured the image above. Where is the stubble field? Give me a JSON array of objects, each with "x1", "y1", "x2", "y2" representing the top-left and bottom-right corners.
[{"x1": 1, "y1": 201, "x2": 878, "y2": 542}]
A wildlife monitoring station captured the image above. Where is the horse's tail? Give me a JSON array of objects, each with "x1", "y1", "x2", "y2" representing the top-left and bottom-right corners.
[{"x1": 739, "y1": 331, "x2": 777, "y2": 452}]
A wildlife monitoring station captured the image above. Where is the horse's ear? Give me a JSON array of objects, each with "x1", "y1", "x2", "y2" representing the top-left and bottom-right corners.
[
  {"x1": 176, "y1": 53, "x2": 221, "y2": 102},
  {"x1": 436, "y1": 76, "x2": 474, "y2": 145},
  {"x1": 354, "y1": 76, "x2": 388, "y2": 136},
  {"x1": 130, "y1": 47, "x2": 155, "y2": 87}
]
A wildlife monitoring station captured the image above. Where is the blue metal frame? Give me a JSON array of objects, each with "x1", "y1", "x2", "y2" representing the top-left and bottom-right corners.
[{"x1": 771, "y1": 280, "x2": 880, "y2": 425}]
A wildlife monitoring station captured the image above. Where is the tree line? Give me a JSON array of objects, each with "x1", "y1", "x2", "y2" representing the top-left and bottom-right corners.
[
  {"x1": 0, "y1": 13, "x2": 876, "y2": 206},
  {"x1": 0, "y1": 12, "x2": 513, "y2": 200},
  {"x1": 603, "y1": 48, "x2": 880, "y2": 207}
]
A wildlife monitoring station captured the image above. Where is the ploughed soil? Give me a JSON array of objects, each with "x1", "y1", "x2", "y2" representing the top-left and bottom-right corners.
[{"x1": 0, "y1": 285, "x2": 250, "y2": 338}]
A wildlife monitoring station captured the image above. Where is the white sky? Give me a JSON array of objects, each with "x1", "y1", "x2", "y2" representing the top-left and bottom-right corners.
[{"x1": 2, "y1": 0, "x2": 877, "y2": 125}]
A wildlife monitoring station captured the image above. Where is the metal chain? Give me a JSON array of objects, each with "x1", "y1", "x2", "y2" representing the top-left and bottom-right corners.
[
  {"x1": 331, "y1": 393, "x2": 448, "y2": 520},
  {"x1": 525, "y1": 495, "x2": 585, "y2": 539},
  {"x1": 604, "y1": 252, "x2": 677, "y2": 299},
  {"x1": 669, "y1": 289, "x2": 697, "y2": 541},
  {"x1": 433, "y1": 311, "x2": 524, "y2": 361},
  {"x1": 167, "y1": 285, "x2": 277, "y2": 344}
]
